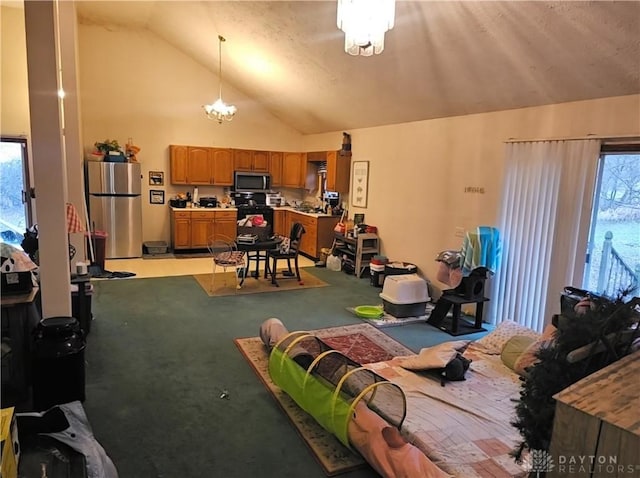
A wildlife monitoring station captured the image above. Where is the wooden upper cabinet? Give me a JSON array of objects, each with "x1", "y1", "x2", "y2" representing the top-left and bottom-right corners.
[
  {"x1": 171, "y1": 144, "x2": 331, "y2": 190},
  {"x1": 270, "y1": 151, "x2": 283, "y2": 187},
  {"x1": 211, "y1": 148, "x2": 233, "y2": 186},
  {"x1": 307, "y1": 150, "x2": 351, "y2": 193},
  {"x1": 233, "y1": 149, "x2": 253, "y2": 171},
  {"x1": 170, "y1": 145, "x2": 188, "y2": 184},
  {"x1": 326, "y1": 150, "x2": 351, "y2": 193},
  {"x1": 233, "y1": 149, "x2": 270, "y2": 172},
  {"x1": 252, "y1": 151, "x2": 269, "y2": 172},
  {"x1": 282, "y1": 152, "x2": 306, "y2": 188},
  {"x1": 188, "y1": 147, "x2": 211, "y2": 184}
]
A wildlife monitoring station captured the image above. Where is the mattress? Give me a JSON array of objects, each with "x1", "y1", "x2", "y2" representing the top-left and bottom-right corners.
[{"x1": 366, "y1": 343, "x2": 528, "y2": 477}]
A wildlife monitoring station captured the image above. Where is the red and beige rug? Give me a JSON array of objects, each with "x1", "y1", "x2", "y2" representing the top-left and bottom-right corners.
[{"x1": 234, "y1": 323, "x2": 413, "y2": 476}]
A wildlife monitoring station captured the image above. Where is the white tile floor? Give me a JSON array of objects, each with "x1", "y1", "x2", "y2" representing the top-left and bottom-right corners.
[{"x1": 104, "y1": 254, "x2": 316, "y2": 279}]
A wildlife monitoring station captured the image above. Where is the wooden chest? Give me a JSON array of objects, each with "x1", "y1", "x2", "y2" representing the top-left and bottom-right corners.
[{"x1": 547, "y1": 351, "x2": 640, "y2": 477}]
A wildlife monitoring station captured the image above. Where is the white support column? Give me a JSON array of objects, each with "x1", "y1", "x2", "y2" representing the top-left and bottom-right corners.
[
  {"x1": 24, "y1": 0, "x2": 72, "y2": 318},
  {"x1": 57, "y1": 0, "x2": 86, "y2": 266}
]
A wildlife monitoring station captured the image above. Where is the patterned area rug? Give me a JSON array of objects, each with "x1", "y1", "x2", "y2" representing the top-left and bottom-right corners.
[
  {"x1": 234, "y1": 323, "x2": 413, "y2": 476},
  {"x1": 193, "y1": 269, "x2": 328, "y2": 297}
]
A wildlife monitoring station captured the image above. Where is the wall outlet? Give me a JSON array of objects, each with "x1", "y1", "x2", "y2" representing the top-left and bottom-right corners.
[{"x1": 455, "y1": 227, "x2": 465, "y2": 238}]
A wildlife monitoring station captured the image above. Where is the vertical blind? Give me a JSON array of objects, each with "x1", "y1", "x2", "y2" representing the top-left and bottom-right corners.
[{"x1": 490, "y1": 139, "x2": 600, "y2": 332}]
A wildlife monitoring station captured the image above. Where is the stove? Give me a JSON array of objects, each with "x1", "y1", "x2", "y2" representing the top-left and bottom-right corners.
[
  {"x1": 232, "y1": 191, "x2": 266, "y2": 207},
  {"x1": 233, "y1": 192, "x2": 274, "y2": 233},
  {"x1": 236, "y1": 204, "x2": 273, "y2": 216}
]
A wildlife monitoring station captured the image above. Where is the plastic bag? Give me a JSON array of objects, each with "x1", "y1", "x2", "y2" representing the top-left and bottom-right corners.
[{"x1": 326, "y1": 254, "x2": 342, "y2": 271}]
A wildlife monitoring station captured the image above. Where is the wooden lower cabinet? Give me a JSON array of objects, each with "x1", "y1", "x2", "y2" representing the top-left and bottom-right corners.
[
  {"x1": 288, "y1": 211, "x2": 340, "y2": 259},
  {"x1": 213, "y1": 210, "x2": 238, "y2": 241},
  {"x1": 170, "y1": 209, "x2": 237, "y2": 250},
  {"x1": 172, "y1": 211, "x2": 191, "y2": 248},
  {"x1": 273, "y1": 210, "x2": 288, "y2": 237},
  {"x1": 190, "y1": 211, "x2": 215, "y2": 248}
]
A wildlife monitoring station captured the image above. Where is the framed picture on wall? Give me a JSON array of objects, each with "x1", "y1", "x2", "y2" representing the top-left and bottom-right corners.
[
  {"x1": 150, "y1": 190, "x2": 165, "y2": 204},
  {"x1": 149, "y1": 171, "x2": 164, "y2": 186},
  {"x1": 351, "y1": 161, "x2": 369, "y2": 208}
]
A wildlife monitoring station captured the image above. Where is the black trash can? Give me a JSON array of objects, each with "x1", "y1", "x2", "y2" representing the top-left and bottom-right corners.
[
  {"x1": 86, "y1": 231, "x2": 107, "y2": 271},
  {"x1": 32, "y1": 317, "x2": 86, "y2": 411},
  {"x1": 370, "y1": 264, "x2": 386, "y2": 287}
]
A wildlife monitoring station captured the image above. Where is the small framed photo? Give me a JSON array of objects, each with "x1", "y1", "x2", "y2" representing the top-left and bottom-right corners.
[
  {"x1": 149, "y1": 171, "x2": 164, "y2": 186},
  {"x1": 150, "y1": 189, "x2": 165, "y2": 204}
]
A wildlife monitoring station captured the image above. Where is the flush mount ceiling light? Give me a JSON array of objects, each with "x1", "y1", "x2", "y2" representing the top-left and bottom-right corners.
[
  {"x1": 203, "y1": 35, "x2": 237, "y2": 123},
  {"x1": 337, "y1": 0, "x2": 395, "y2": 56}
]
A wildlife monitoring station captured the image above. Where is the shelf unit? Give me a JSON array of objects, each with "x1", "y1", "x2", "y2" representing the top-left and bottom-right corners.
[{"x1": 334, "y1": 233, "x2": 379, "y2": 278}]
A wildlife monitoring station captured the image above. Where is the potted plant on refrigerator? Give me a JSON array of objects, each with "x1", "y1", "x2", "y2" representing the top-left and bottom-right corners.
[{"x1": 93, "y1": 139, "x2": 126, "y2": 162}]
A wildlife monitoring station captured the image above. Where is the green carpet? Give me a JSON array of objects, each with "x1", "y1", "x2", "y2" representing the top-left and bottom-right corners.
[{"x1": 84, "y1": 267, "x2": 490, "y2": 477}]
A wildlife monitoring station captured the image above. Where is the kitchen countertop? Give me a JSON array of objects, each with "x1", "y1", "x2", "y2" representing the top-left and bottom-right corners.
[
  {"x1": 168, "y1": 205, "x2": 339, "y2": 218},
  {"x1": 170, "y1": 206, "x2": 237, "y2": 211},
  {"x1": 273, "y1": 206, "x2": 340, "y2": 218}
]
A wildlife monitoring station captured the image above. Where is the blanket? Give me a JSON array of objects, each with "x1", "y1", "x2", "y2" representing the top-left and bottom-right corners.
[{"x1": 365, "y1": 343, "x2": 527, "y2": 477}]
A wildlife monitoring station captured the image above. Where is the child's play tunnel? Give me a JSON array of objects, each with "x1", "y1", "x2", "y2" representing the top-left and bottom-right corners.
[{"x1": 268, "y1": 331, "x2": 407, "y2": 449}]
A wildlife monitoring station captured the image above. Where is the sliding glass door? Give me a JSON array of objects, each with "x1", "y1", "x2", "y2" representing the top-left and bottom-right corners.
[
  {"x1": 583, "y1": 151, "x2": 640, "y2": 297},
  {"x1": 0, "y1": 137, "x2": 32, "y2": 246}
]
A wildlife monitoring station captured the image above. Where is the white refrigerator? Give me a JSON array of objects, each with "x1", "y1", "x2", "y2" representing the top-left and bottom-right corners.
[{"x1": 86, "y1": 161, "x2": 142, "y2": 259}]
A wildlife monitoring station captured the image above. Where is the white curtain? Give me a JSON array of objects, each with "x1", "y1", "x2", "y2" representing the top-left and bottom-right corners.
[{"x1": 490, "y1": 139, "x2": 601, "y2": 332}]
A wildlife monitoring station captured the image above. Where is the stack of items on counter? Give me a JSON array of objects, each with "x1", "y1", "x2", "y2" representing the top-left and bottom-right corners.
[
  {"x1": 237, "y1": 214, "x2": 270, "y2": 244},
  {"x1": 236, "y1": 234, "x2": 258, "y2": 245}
]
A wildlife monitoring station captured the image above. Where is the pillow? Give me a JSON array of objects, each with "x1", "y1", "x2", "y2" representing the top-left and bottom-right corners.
[
  {"x1": 500, "y1": 335, "x2": 536, "y2": 370},
  {"x1": 396, "y1": 340, "x2": 470, "y2": 370},
  {"x1": 474, "y1": 320, "x2": 540, "y2": 355},
  {"x1": 513, "y1": 324, "x2": 557, "y2": 376}
]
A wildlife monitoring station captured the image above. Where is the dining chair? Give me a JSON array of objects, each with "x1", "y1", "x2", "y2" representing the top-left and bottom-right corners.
[
  {"x1": 207, "y1": 236, "x2": 246, "y2": 291},
  {"x1": 266, "y1": 222, "x2": 305, "y2": 287}
]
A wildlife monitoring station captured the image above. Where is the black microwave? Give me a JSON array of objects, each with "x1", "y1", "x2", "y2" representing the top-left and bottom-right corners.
[{"x1": 234, "y1": 171, "x2": 271, "y2": 191}]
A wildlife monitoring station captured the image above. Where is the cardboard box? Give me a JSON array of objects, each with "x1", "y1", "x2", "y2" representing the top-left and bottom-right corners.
[{"x1": 1, "y1": 407, "x2": 19, "y2": 478}]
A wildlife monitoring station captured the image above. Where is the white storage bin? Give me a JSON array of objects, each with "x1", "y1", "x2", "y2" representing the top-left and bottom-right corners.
[{"x1": 379, "y1": 274, "x2": 429, "y2": 304}]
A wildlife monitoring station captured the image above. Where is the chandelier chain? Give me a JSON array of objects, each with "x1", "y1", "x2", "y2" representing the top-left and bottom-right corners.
[{"x1": 203, "y1": 34, "x2": 236, "y2": 123}]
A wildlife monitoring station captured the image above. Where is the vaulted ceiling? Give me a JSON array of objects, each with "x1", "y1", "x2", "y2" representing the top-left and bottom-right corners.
[{"x1": 76, "y1": 1, "x2": 640, "y2": 135}]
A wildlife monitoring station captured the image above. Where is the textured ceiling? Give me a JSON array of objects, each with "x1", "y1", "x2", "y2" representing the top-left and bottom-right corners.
[{"x1": 76, "y1": 1, "x2": 640, "y2": 135}]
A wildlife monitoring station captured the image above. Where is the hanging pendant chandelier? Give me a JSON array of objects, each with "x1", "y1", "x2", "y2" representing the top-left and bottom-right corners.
[
  {"x1": 337, "y1": 0, "x2": 395, "y2": 56},
  {"x1": 203, "y1": 35, "x2": 237, "y2": 123}
]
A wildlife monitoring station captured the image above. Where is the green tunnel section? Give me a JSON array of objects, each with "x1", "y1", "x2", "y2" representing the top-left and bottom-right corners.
[{"x1": 268, "y1": 332, "x2": 407, "y2": 449}]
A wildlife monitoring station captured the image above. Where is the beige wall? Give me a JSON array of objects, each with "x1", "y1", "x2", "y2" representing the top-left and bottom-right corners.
[
  {"x1": 77, "y1": 24, "x2": 304, "y2": 245},
  {"x1": 1, "y1": 5, "x2": 30, "y2": 135},
  {"x1": 304, "y1": 95, "x2": 640, "y2": 291}
]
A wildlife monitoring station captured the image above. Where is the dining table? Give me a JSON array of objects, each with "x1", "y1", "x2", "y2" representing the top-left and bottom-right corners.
[{"x1": 235, "y1": 236, "x2": 283, "y2": 286}]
